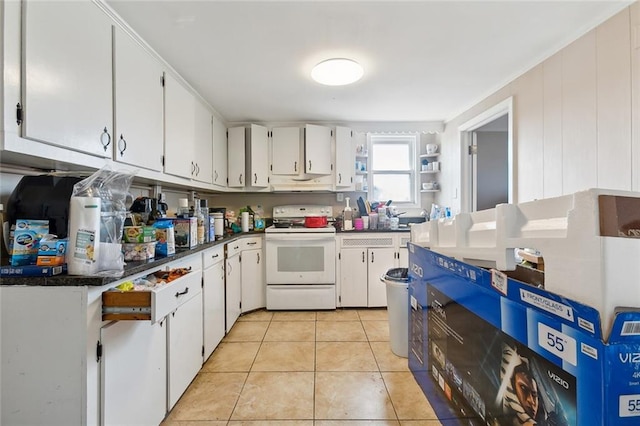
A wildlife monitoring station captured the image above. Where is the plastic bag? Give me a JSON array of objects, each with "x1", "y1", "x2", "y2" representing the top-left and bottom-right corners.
[{"x1": 67, "y1": 166, "x2": 136, "y2": 277}]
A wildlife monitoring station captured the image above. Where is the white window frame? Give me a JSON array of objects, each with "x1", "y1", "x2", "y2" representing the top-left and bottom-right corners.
[{"x1": 366, "y1": 133, "x2": 418, "y2": 206}]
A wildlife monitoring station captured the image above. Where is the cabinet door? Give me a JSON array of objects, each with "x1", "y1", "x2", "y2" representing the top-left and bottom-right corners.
[
  {"x1": 212, "y1": 115, "x2": 228, "y2": 187},
  {"x1": 367, "y1": 247, "x2": 396, "y2": 307},
  {"x1": 339, "y1": 248, "x2": 369, "y2": 307},
  {"x1": 397, "y1": 234, "x2": 410, "y2": 268},
  {"x1": 23, "y1": 1, "x2": 112, "y2": 157},
  {"x1": 168, "y1": 293, "x2": 203, "y2": 409},
  {"x1": 227, "y1": 127, "x2": 246, "y2": 188},
  {"x1": 113, "y1": 27, "x2": 164, "y2": 171},
  {"x1": 101, "y1": 320, "x2": 166, "y2": 426},
  {"x1": 248, "y1": 124, "x2": 269, "y2": 187},
  {"x1": 164, "y1": 73, "x2": 196, "y2": 179},
  {"x1": 226, "y1": 253, "x2": 242, "y2": 331},
  {"x1": 193, "y1": 99, "x2": 213, "y2": 183},
  {"x1": 305, "y1": 124, "x2": 332, "y2": 174},
  {"x1": 203, "y1": 260, "x2": 226, "y2": 360},
  {"x1": 335, "y1": 126, "x2": 354, "y2": 188},
  {"x1": 271, "y1": 127, "x2": 301, "y2": 175},
  {"x1": 241, "y1": 248, "x2": 265, "y2": 312}
]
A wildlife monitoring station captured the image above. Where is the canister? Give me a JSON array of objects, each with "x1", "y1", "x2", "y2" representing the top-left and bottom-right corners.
[{"x1": 213, "y1": 212, "x2": 224, "y2": 239}]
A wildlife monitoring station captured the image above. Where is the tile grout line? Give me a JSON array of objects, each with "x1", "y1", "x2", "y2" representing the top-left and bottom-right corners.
[{"x1": 226, "y1": 313, "x2": 273, "y2": 423}]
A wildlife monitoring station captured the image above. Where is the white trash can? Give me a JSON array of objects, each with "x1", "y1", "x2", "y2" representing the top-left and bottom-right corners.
[{"x1": 381, "y1": 268, "x2": 409, "y2": 358}]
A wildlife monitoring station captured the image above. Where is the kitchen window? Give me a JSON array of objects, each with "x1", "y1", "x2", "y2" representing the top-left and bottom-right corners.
[{"x1": 367, "y1": 133, "x2": 417, "y2": 205}]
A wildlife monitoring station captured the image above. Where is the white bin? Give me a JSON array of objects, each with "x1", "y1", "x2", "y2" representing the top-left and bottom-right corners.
[{"x1": 381, "y1": 268, "x2": 409, "y2": 358}]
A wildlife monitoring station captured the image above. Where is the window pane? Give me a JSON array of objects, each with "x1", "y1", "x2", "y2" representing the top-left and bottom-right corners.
[
  {"x1": 372, "y1": 174, "x2": 412, "y2": 202},
  {"x1": 371, "y1": 144, "x2": 410, "y2": 170}
]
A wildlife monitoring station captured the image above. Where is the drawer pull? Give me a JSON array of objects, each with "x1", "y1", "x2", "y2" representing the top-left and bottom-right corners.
[
  {"x1": 175, "y1": 287, "x2": 189, "y2": 298},
  {"x1": 247, "y1": 241, "x2": 257, "y2": 246},
  {"x1": 212, "y1": 253, "x2": 219, "y2": 259}
]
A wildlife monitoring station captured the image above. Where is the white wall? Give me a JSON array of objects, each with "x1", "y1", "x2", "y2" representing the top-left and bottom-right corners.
[{"x1": 438, "y1": 4, "x2": 639, "y2": 213}]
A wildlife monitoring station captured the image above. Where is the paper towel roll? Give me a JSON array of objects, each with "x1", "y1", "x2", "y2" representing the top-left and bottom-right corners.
[
  {"x1": 67, "y1": 196, "x2": 102, "y2": 276},
  {"x1": 241, "y1": 211, "x2": 250, "y2": 232}
]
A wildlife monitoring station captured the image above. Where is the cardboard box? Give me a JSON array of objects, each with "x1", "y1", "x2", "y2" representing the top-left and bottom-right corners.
[
  {"x1": 408, "y1": 243, "x2": 640, "y2": 426},
  {"x1": 0, "y1": 264, "x2": 66, "y2": 277},
  {"x1": 10, "y1": 219, "x2": 49, "y2": 266},
  {"x1": 36, "y1": 239, "x2": 67, "y2": 266},
  {"x1": 174, "y1": 217, "x2": 197, "y2": 249}
]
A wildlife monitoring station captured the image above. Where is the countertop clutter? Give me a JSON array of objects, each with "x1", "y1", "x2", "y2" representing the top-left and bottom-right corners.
[{"x1": 0, "y1": 231, "x2": 259, "y2": 287}]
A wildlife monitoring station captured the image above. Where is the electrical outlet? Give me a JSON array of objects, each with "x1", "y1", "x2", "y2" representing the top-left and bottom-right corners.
[{"x1": 336, "y1": 193, "x2": 344, "y2": 202}]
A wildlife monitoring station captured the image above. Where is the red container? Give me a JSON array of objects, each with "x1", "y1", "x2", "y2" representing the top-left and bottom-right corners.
[{"x1": 304, "y1": 215, "x2": 328, "y2": 228}]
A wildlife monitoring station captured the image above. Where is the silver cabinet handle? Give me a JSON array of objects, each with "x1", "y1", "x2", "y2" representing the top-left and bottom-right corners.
[
  {"x1": 239, "y1": 174, "x2": 243, "y2": 185},
  {"x1": 118, "y1": 134, "x2": 127, "y2": 156},
  {"x1": 308, "y1": 160, "x2": 312, "y2": 170},
  {"x1": 254, "y1": 173, "x2": 257, "y2": 184},
  {"x1": 100, "y1": 127, "x2": 111, "y2": 151},
  {"x1": 257, "y1": 253, "x2": 260, "y2": 264}
]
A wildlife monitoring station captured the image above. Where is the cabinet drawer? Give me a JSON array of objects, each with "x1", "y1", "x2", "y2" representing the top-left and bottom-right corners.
[
  {"x1": 203, "y1": 245, "x2": 225, "y2": 269},
  {"x1": 103, "y1": 255, "x2": 203, "y2": 323},
  {"x1": 226, "y1": 240, "x2": 242, "y2": 258},
  {"x1": 241, "y1": 236, "x2": 262, "y2": 250}
]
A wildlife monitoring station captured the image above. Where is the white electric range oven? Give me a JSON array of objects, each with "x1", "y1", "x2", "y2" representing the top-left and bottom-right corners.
[{"x1": 265, "y1": 205, "x2": 336, "y2": 310}]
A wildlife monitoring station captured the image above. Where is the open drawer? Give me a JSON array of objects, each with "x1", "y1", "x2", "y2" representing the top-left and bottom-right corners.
[{"x1": 102, "y1": 254, "x2": 202, "y2": 323}]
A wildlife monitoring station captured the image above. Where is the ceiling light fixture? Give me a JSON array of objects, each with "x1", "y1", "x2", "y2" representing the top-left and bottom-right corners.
[{"x1": 311, "y1": 58, "x2": 364, "y2": 86}]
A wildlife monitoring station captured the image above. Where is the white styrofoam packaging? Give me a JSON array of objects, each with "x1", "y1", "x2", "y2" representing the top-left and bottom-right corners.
[
  {"x1": 408, "y1": 244, "x2": 640, "y2": 426},
  {"x1": 411, "y1": 189, "x2": 640, "y2": 337}
]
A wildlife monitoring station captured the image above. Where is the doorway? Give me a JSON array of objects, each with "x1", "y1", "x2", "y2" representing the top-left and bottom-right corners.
[{"x1": 459, "y1": 97, "x2": 513, "y2": 212}]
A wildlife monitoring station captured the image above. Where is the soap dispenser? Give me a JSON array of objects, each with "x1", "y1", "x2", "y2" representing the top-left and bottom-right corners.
[{"x1": 343, "y1": 197, "x2": 353, "y2": 231}]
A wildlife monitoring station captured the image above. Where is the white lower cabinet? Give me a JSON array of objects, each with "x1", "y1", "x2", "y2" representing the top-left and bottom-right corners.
[
  {"x1": 0, "y1": 285, "x2": 103, "y2": 426},
  {"x1": 339, "y1": 248, "x2": 369, "y2": 307},
  {"x1": 338, "y1": 233, "x2": 408, "y2": 307},
  {"x1": 101, "y1": 320, "x2": 167, "y2": 426},
  {"x1": 240, "y1": 237, "x2": 265, "y2": 313},
  {"x1": 168, "y1": 290, "x2": 203, "y2": 409},
  {"x1": 203, "y1": 245, "x2": 226, "y2": 360},
  {"x1": 226, "y1": 241, "x2": 242, "y2": 332}
]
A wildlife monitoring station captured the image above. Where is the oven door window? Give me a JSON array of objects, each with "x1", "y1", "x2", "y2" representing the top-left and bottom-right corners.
[
  {"x1": 278, "y1": 246, "x2": 324, "y2": 272},
  {"x1": 266, "y1": 236, "x2": 336, "y2": 285}
]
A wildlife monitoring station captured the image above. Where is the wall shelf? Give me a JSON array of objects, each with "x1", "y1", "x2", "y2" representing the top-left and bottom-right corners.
[
  {"x1": 420, "y1": 189, "x2": 440, "y2": 193},
  {"x1": 420, "y1": 154, "x2": 439, "y2": 159},
  {"x1": 420, "y1": 170, "x2": 438, "y2": 174}
]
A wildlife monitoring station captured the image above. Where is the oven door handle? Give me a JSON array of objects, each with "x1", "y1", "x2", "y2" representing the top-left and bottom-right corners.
[{"x1": 265, "y1": 233, "x2": 335, "y2": 242}]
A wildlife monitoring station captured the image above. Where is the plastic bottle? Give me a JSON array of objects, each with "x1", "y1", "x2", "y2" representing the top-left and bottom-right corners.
[
  {"x1": 177, "y1": 198, "x2": 190, "y2": 218},
  {"x1": 199, "y1": 199, "x2": 210, "y2": 243},
  {"x1": 195, "y1": 203, "x2": 205, "y2": 245},
  {"x1": 343, "y1": 197, "x2": 353, "y2": 231}
]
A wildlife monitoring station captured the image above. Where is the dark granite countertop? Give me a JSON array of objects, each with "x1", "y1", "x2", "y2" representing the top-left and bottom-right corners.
[{"x1": 0, "y1": 231, "x2": 263, "y2": 287}]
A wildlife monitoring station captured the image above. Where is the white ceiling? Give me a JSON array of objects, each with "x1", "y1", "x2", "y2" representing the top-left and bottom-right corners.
[{"x1": 106, "y1": 0, "x2": 632, "y2": 124}]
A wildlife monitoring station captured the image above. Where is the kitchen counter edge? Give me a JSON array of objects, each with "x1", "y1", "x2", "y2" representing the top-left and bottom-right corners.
[{"x1": 0, "y1": 232, "x2": 262, "y2": 287}]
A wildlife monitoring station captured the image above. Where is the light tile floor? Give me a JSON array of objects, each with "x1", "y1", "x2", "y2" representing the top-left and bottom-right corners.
[{"x1": 162, "y1": 309, "x2": 443, "y2": 426}]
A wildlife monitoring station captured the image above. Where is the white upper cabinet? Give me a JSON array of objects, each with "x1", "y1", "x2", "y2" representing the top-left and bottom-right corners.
[
  {"x1": 227, "y1": 124, "x2": 269, "y2": 188},
  {"x1": 164, "y1": 73, "x2": 212, "y2": 183},
  {"x1": 22, "y1": 0, "x2": 113, "y2": 158},
  {"x1": 227, "y1": 127, "x2": 246, "y2": 188},
  {"x1": 193, "y1": 99, "x2": 213, "y2": 184},
  {"x1": 113, "y1": 27, "x2": 164, "y2": 171},
  {"x1": 305, "y1": 124, "x2": 332, "y2": 175},
  {"x1": 212, "y1": 115, "x2": 228, "y2": 188},
  {"x1": 271, "y1": 127, "x2": 301, "y2": 175},
  {"x1": 247, "y1": 124, "x2": 269, "y2": 187},
  {"x1": 164, "y1": 73, "x2": 196, "y2": 179},
  {"x1": 334, "y1": 126, "x2": 354, "y2": 188}
]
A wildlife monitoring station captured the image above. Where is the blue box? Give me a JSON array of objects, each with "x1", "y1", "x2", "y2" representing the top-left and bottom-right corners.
[{"x1": 408, "y1": 243, "x2": 640, "y2": 426}]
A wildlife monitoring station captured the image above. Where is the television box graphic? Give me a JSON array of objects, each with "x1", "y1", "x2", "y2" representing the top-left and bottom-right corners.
[{"x1": 408, "y1": 243, "x2": 640, "y2": 426}]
